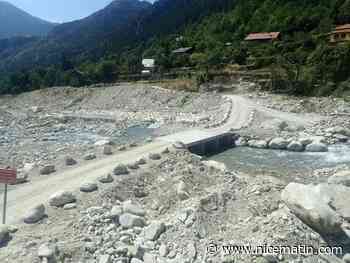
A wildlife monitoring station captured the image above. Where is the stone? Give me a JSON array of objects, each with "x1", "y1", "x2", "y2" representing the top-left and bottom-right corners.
[
  {"x1": 202, "y1": 160, "x2": 227, "y2": 172},
  {"x1": 326, "y1": 126, "x2": 350, "y2": 137},
  {"x1": 38, "y1": 243, "x2": 57, "y2": 258},
  {"x1": 103, "y1": 146, "x2": 113, "y2": 155},
  {"x1": 162, "y1": 148, "x2": 170, "y2": 154},
  {"x1": 84, "y1": 153, "x2": 96, "y2": 161},
  {"x1": 114, "y1": 164, "x2": 129, "y2": 175},
  {"x1": 0, "y1": 225, "x2": 9, "y2": 245},
  {"x1": 281, "y1": 183, "x2": 343, "y2": 235},
  {"x1": 334, "y1": 134, "x2": 349, "y2": 143},
  {"x1": 49, "y1": 191, "x2": 76, "y2": 207},
  {"x1": 40, "y1": 165, "x2": 56, "y2": 175},
  {"x1": 119, "y1": 213, "x2": 145, "y2": 228},
  {"x1": 136, "y1": 158, "x2": 147, "y2": 165},
  {"x1": 131, "y1": 258, "x2": 143, "y2": 263},
  {"x1": 143, "y1": 253, "x2": 157, "y2": 263},
  {"x1": 305, "y1": 142, "x2": 328, "y2": 152},
  {"x1": 248, "y1": 140, "x2": 268, "y2": 149},
  {"x1": 23, "y1": 204, "x2": 46, "y2": 224},
  {"x1": 95, "y1": 140, "x2": 112, "y2": 146},
  {"x1": 98, "y1": 174, "x2": 114, "y2": 183},
  {"x1": 177, "y1": 181, "x2": 190, "y2": 201},
  {"x1": 159, "y1": 244, "x2": 168, "y2": 257},
  {"x1": 99, "y1": 254, "x2": 112, "y2": 263},
  {"x1": 123, "y1": 200, "x2": 146, "y2": 216},
  {"x1": 63, "y1": 203, "x2": 77, "y2": 210},
  {"x1": 268, "y1": 138, "x2": 289, "y2": 150},
  {"x1": 149, "y1": 153, "x2": 161, "y2": 160},
  {"x1": 343, "y1": 254, "x2": 350, "y2": 263},
  {"x1": 128, "y1": 162, "x2": 140, "y2": 170},
  {"x1": 14, "y1": 173, "x2": 29, "y2": 184},
  {"x1": 299, "y1": 136, "x2": 326, "y2": 146},
  {"x1": 142, "y1": 221, "x2": 166, "y2": 241},
  {"x1": 110, "y1": 205, "x2": 123, "y2": 219},
  {"x1": 173, "y1": 141, "x2": 186, "y2": 149},
  {"x1": 31, "y1": 106, "x2": 43, "y2": 113},
  {"x1": 80, "y1": 183, "x2": 98, "y2": 193},
  {"x1": 65, "y1": 156, "x2": 77, "y2": 166},
  {"x1": 328, "y1": 171, "x2": 350, "y2": 187},
  {"x1": 287, "y1": 141, "x2": 304, "y2": 152}
]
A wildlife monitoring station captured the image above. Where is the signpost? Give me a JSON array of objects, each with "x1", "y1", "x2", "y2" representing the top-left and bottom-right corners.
[{"x1": 0, "y1": 168, "x2": 16, "y2": 224}]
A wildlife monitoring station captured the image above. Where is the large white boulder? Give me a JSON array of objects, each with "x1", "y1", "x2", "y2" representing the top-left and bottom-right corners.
[
  {"x1": 282, "y1": 183, "x2": 348, "y2": 235},
  {"x1": 248, "y1": 140, "x2": 268, "y2": 149},
  {"x1": 269, "y1": 137, "x2": 289, "y2": 150}
]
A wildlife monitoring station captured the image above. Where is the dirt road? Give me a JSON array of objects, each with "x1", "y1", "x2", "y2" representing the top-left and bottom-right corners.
[{"x1": 1, "y1": 141, "x2": 170, "y2": 224}]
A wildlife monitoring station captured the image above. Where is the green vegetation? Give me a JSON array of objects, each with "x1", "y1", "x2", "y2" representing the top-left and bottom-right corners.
[{"x1": 2, "y1": 0, "x2": 350, "y2": 96}]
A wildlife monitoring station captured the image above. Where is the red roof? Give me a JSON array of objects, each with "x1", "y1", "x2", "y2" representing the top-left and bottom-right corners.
[
  {"x1": 331, "y1": 24, "x2": 350, "y2": 34},
  {"x1": 245, "y1": 32, "x2": 280, "y2": 41}
]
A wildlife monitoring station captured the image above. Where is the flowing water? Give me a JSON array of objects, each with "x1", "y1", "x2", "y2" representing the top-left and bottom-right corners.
[{"x1": 210, "y1": 143, "x2": 350, "y2": 178}]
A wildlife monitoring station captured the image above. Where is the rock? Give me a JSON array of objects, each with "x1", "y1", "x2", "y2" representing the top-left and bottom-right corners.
[
  {"x1": 281, "y1": 183, "x2": 343, "y2": 235},
  {"x1": 143, "y1": 253, "x2": 157, "y2": 263},
  {"x1": 173, "y1": 141, "x2": 186, "y2": 149},
  {"x1": 103, "y1": 146, "x2": 113, "y2": 155},
  {"x1": 49, "y1": 191, "x2": 76, "y2": 207},
  {"x1": 177, "y1": 181, "x2": 190, "y2": 201},
  {"x1": 40, "y1": 165, "x2": 56, "y2": 175},
  {"x1": 287, "y1": 141, "x2": 304, "y2": 152},
  {"x1": 84, "y1": 153, "x2": 96, "y2": 160},
  {"x1": 131, "y1": 258, "x2": 143, "y2": 263},
  {"x1": 149, "y1": 153, "x2": 161, "y2": 160},
  {"x1": 14, "y1": 173, "x2": 29, "y2": 184},
  {"x1": 113, "y1": 164, "x2": 129, "y2": 175},
  {"x1": 23, "y1": 204, "x2": 46, "y2": 224},
  {"x1": 63, "y1": 203, "x2": 77, "y2": 210},
  {"x1": 235, "y1": 137, "x2": 248, "y2": 147},
  {"x1": 99, "y1": 254, "x2": 112, "y2": 263},
  {"x1": 278, "y1": 121, "x2": 289, "y2": 131},
  {"x1": 136, "y1": 158, "x2": 147, "y2": 165},
  {"x1": 248, "y1": 140, "x2": 268, "y2": 149},
  {"x1": 65, "y1": 156, "x2": 77, "y2": 166},
  {"x1": 162, "y1": 148, "x2": 170, "y2": 154},
  {"x1": 326, "y1": 126, "x2": 350, "y2": 137},
  {"x1": 128, "y1": 162, "x2": 140, "y2": 170},
  {"x1": 80, "y1": 183, "x2": 98, "y2": 193},
  {"x1": 268, "y1": 138, "x2": 289, "y2": 150},
  {"x1": 95, "y1": 140, "x2": 112, "y2": 146},
  {"x1": 202, "y1": 160, "x2": 227, "y2": 172},
  {"x1": 38, "y1": 243, "x2": 57, "y2": 258},
  {"x1": 305, "y1": 142, "x2": 328, "y2": 152},
  {"x1": 110, "y1": 205, "x2": 123, "y2": 219},
  {"x1": 186, "y1": 242, "x2": 197, "y2": 261},
  {"x1": 31, "y1": 106, "x2": 43, "y2": 113},
  {"x1": 142, "y1": 221, "x2": 166, "y2": 241},
  {"x1": 119, "y1": 213, "x2": 145, "y2": 228},
  {"x1": 299, "y1": 136, "x2": 326, "y2": 146},
  {"x1": 22, "y1": 162, "x2": 36, "y2": 174},
  {"x1": 123, "y1": 200, "x2": 146, "y2": 216},
  {"x1": 0, "y1": 225, "x2": 9, "y2": 245},
  {"x1": 343, "y1": 254, "x2": 350, "y2": 263},
  {"x1": 98, "y1": 174, "x2": 114, "y2": 183},
  {"x1": 159, "y1": 244, "x2": 168, "y2": 257},
  {"x1": 328, "y1": 171, "x2": 350, "y2": 187},
  {"x1": 118, "y1": 145, "x2": 127, "y2": 151},
  {"x1": 334, "y1": 134, "x2": 348, "y2": 143}
]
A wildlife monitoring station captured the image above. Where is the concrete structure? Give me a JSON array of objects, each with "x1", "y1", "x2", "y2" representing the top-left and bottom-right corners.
[
  {"x1": 329, "y1": 24, "x2": 350, "y2": 43},
  {"x1": 159, "y1": 129, "x2": 235, "y2": 156}
]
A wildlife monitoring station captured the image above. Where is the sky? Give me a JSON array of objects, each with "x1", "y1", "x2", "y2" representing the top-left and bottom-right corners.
[{"x1": 6, "y1": 0, "x2": 154, "y2": 23}]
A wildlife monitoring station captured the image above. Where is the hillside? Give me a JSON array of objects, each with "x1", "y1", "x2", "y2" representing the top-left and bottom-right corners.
[
  {"x1": 0, "y1": 1, "x2": 55, "y2": 39},
  {"x1": 1, "y1": 0, "x2": 350, "y2": 96}
]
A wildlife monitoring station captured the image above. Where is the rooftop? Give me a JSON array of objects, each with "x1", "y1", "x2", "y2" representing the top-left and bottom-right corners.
[{"x1": 245, "y1": 32, "x2": 280, "y2": 41}]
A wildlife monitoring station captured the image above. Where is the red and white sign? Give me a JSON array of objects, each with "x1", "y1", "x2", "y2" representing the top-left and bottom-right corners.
[{"x1": 0, "y1": 168, "x2": 17, "y2": 184}]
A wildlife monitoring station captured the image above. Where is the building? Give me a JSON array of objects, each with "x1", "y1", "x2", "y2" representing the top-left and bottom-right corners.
[
  {"x1": 141, "y1": 58, "x2": 155, "y2": 75},
  {"x1": 172, "y1": 47, "x2": 194, "y2": 55},
  {"x1": 329, "y1": 24, "x2": 350, "y2": 43},
  {"x1": 244, "y1": 32, "x2": 281, "y2": 42}
]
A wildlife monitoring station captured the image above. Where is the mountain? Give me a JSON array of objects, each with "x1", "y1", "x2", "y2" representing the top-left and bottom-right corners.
[{"x1": 0, "y1": 1, "x2": 55, "y2": 39}]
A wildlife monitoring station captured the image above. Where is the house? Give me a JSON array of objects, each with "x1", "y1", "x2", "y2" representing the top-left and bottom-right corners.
[
  {"x1": 244, "y1": 32, "x2": 281, "y2": 42},
  {"x1": 141, "y1": 58, "x2": 155, "y2": 75},
  {"x1": 329, "y1": 24, "x2": 350, "y2": 43},
  {"x1": 172, "y1": 47, "x2": 194, "y2": 55}
]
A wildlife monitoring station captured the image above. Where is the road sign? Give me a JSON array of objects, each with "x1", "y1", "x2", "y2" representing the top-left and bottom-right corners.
[
  {"x1": 0, "y1": 168, "x2": 17, "y2": 184},
  {"x1": 0, "y1": 168, "x2": 16, "y2": 224}
]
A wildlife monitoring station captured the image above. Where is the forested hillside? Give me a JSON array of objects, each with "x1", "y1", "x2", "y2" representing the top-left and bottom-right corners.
[{"x1": 1, "y1": 0, "x2": 350, "y2": 96}]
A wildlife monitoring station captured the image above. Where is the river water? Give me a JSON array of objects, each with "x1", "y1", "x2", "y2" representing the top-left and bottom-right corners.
[{"x1": 210, "y1": 143, "x2": 350, "y2": 178}]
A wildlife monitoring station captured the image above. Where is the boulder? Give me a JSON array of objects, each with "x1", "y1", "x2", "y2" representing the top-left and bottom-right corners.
[
  {"x1": 268, "y1": 138, "x2": 289, "y2": 150},
  {"x1": 98, "y1": 174, "x2": 114, "y2": 183},
  {"x1": 84, "y1": 153, "x2": 96, "y2": 161},
  {"x1": 63, "y1": 203, "x2": 77, "y2": 210},
  {"x1": 326, "y1": 126, "x2": 350, "y2": 137},
  {"x1": 149, "y1": 153, "x2": 161, "y2": 160},
  {"x1": 23, "y1": 204, "x2": 46, "y2": 224},
  {"x1": 173, "y1": 141, "x2": 186, "y2": 149},
  {"x1": 65, "y1": 156, "x2": 77, "y2": 166},
  {"x1": 110, "y1": 205, "x2": 123, "y2": 219},
  {"x1": 248, "y1": 140, "x2": 268, "y2": 149},
  {"x1": 177, "y1": 181, "x2": 190, "y2": 201},
  {"x1": 281, "y1": 183, "x2": 343, "y2": 235},
  {"x1": 80, "y1": 183, "x2": 98, "y2": 193},
  {"x1": 305, "y1": 142, "x2": 328, "y2": 152},
  {"x1": 328, "y1": 171, "x2": 350, "y2": 187},
  {"x1": 123, "y1": 200, "x2": 146, "y2": 216},
  {"x1": 128, "y1": 162, "x2": 140, "y2": 170},
  {"x1": 299, "y1": 136, "x2": 326, "y2": 146},
  {"x1": 119, "y1": 213, "x2": 145, "y2": 228},
  {"x1": 49, "y1": 191, "x2": 76, "y2": 207},
  {"x1": 99, "y1": 255, "x2": 111, "y2": 263},
  {"x1": 38, "y1": 243, "x2": 58, "y2": 259},
  {"x1": 287, "y1": 141, "x2": 304, "y2": 152},
  {"x1": 40, "y1": 165, "x2": 56, "y2": 175},
  {"x1": 113, "y1": 164, "x2": 129, "y2": 175},
  {"x1": 103, "y1": 146, "x2": 113, "y2": 155},
  {"x1": 202, "y1": 160, "x2": 227, "y2": 172},
  {"x1": 0, "y1": 225, "x2": 9, "y2": 245},
  {"x1": 136, "y1": 158, "x2": 147, "y2": 165},
  {"x1": 95, "y1": 140, "x2": 112, "y2": 146},
  {"x1": 14, "y1": 173, "x2": 29, "y2": 185},
  {"x1": 142, "y1": 221, "x2": 166, "y2": 241}
]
